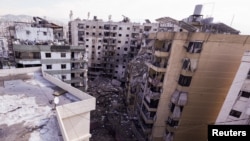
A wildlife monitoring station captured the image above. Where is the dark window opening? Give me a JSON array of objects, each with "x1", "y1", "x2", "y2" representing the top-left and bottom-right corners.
[
  {"x1": 240, "y1": 91, "x2": 250, "y2": 98},
  {"x1": 178, "y1": 74, "x2": 192, "y2": 86},
  {"x1": 45, "y1": 53, "x2": 51, "y2": 58},
  {"x1": 46, "y1": 65, "x2": 52, "y2": 69},
  {"x1": 186, "y1": 42, "x2": 203, "y2": 53},
  {"x1": 229, "y1": 109, "x2": 242, "y2": 118},
  {"x1": 61, "y1": 64, "x2": 66, "y2": 69},
  {"x1": 61, "y1": 53, "x2": 66, "y2": 58}
]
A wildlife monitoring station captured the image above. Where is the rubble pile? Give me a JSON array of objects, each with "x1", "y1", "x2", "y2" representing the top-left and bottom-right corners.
[{"x1": 88, "y1": 77, "x2": 137, "y2": 141}]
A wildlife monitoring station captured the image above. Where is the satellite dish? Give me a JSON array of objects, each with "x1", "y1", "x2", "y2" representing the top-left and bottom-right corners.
[{"x1": 54, "y1": 97, "x2": 59, "y2": 105}]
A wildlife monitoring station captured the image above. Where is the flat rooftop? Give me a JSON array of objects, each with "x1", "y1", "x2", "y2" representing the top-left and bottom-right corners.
[{"x1": 0, "y1": 69, "x2": 80, "y2": 141}]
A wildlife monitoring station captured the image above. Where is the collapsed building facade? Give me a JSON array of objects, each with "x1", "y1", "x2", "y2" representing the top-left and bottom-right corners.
[
  {"x1": 6, "y1": 17, "x2": 88, "y2": 90},
  {"x1": 125, "y1": 5, "x2": 248, "y2": 141},
  {"x1": 68, "y1": 16, "x2": 182, "y2": 81}
]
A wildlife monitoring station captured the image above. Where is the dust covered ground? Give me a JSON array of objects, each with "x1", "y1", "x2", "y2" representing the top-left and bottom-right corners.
[{"x1": 0, "y1": 72, "x2": 78, "y2": 141}]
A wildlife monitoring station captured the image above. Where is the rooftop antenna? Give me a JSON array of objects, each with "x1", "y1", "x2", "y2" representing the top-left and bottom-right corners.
[
  {"x1": 87, "y1": 12, "x2": 90, "y2": 19},
  {"x1": 69, "y1": 10, "x2": 73, "y2": 21},
  {"x1": 230, "y1": 15, "x2": 235, "y2": 26},
  {"x1": 108, "y1": 15, "x2": 112, "y2": 21}
]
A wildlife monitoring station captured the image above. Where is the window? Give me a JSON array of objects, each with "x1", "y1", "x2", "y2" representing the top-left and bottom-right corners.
[
  {"x1": 26, "y1": 30, "x2": 30, "y2": 35},
  {"x1": 186, "y1": 42, "x2": 203, "y2": 53},
  {"x1": 92, "y1": 45, "x2": 95, "y2": 48},
  {"x1": 127, "y1": 27, "x2": 130, "y2": 30},
  {"x1": 125, "y1": 41, "x2": 128, "y2": 44},
  {"x1": 178, "y1": 74, "x2": 192, "y2": 86},
  {"x1": 86, "y1": 32, "x2": 89, "y2": 35},
  {"x1": 126, "y1": 34, "x2": 129, "y2": 37},
  {"x1": 92, "y1": 32, "x2": 95, "y2": 35},
  {"x1": 119, "y1": 27, "x2": 122, "y2": 30},
  {"x1": 62, "y1": 75, "x2": 66, "y2": 80},
  {"x1": 119, "y1": 34, "x2": 122, "y2": 37},
  {"x1": 98, "y1": 46, "x2": 101, "y2": 50},
  {"x1": 61, "y1": 53, "x2": 66, "y2": 58},
  {"x1": 99, "y1": 26, "x2": 102, "y2": 29},
  {"x1": 93, "y1": 26, "x2": 96, "y2": 28},
  {"x1": 118, "y1": 41, "x2": 121, "y2": 43},
  {"x1": 86, "y1": 45, "x2": 89, "y2": 48},
  {"x1": 229, "y1": 109, "x2": 242, "y2": 118},
  {"x1": 86, "y1": 39, "x2": 89, "y2": 41},
  {"x1": 117, "y1": 47, "x2": 120, "y2": 50},
  {"x1": 43, "y1": 32, "x2": 47, "y2": 35},
  {"x1": 99, "y1": 33, "x2": 102, "y2": 36},
  {"x1": 86, "y1": 25, "x2": 89, "y2": 28},
  {"x1": 46, "y1": 65, "x2": 52, "y2": 69},
  {"x1": 247, "y1": 70, "x2": 250, "y2": 79},
  {"x1": 61, "y1": 64, "x2": 66, "y2": 69},
  {"x1": 240, "y1": 91, "x2": 250, "y2": 98},
  {"x1": 45, "y1": 53, "x2": 51, "y2": 58},
  {"x1": 167, "y1": 117, "x2": 179, "y2": 127},
  {"x1": 123, "y1": 66, "x2": 125, "y2": 68},
  {"x1": 124, "y1": 47, "x2": 128, "y2": 51}
]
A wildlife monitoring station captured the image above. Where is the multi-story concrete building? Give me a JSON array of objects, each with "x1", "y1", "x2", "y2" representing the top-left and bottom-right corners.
[
  {"x1": 13, "y1": 44, "x2": 88, "y2": 90},
  {"x1": 216, "y1": 51, "x2": 250, "y2": 125},
  {"x1": 68, "y1": 16, "x2": 184, "y2": 81},
  {"x1": 127, "y1": 31, "x2": 250, "y2": 141},
  {"x1": 125, "y1": 5, "x2": 246, "y2": 141}
]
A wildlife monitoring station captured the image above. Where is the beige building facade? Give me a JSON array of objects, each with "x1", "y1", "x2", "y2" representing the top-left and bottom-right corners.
[{"x1": 127, "y1": 32, "x2": 250, "y2": 141}]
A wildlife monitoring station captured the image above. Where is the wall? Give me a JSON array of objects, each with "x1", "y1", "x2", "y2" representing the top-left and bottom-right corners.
[
  {"x1": 15, "y1": 26, "x2": 54, "y2": 41},
  {"x1": 42, "y1": 71, "x2": 96, "y2": 141}
]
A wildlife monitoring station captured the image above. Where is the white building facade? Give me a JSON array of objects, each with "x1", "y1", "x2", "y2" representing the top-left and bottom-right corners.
[{"x1": 216, "y1": 51, "x2": 250, "y2": 125}]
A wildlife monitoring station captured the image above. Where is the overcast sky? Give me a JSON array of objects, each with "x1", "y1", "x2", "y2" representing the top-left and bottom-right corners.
[{"x1": 1, "y1": 0, "x2": 249, "y2": 34}]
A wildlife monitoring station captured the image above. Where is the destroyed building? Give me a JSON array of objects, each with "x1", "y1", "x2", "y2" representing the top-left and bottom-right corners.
[
  {"x1": 68, "y1": 15, "x2": 182, "y2": 82},
  {"x1": 125, "y1": 5, "x2": 249, "y2": 141}
]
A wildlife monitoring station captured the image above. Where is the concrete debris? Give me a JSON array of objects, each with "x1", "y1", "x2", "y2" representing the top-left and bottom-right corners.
[{"x1": 88, "y1": 77, "x2": 138, "y2": 141}]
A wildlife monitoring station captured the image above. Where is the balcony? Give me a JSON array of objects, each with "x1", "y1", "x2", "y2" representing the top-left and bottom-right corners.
[
  {"x1": 143, "y1": 100, "x2": 157, "y2": 112},
  {"x1": 170, "y1": 90, "x2": 188, "y2": 106},
  {"x1": 140, "y1": 106, "x2": 154, "y2": 124},
  {"x1": 148, "y1": 76, "x2": 163, "y2": 87},
  {"x1": 145, "y1": 62, "x2": 166, "y2": 72}
]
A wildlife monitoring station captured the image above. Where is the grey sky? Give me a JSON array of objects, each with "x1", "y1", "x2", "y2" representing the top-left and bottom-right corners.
[{"x1": 1, "y1": 0, "x2": 249, "y2": 34}]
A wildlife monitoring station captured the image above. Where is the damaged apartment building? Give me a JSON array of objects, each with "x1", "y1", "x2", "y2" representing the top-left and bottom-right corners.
[
  {"x1": 9, "y1": 17, "x2": 88, "y2": 90},
  {"x1": 125, "y1": 5, "x2": 249, "y2": 141},
  {"x1": 68, "y1": 15, "x2": 182, "y2": 81}
]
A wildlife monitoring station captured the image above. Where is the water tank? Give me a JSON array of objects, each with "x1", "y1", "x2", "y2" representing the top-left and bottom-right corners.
[{"x1": 193, "y1": 4, "x2": 203, "y2": 15}]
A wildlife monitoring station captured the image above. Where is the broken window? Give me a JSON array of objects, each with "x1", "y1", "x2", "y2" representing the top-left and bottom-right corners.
[
  {"x1": 43, "y1": 32, "x2": 47, "y2": 35},
  {"x1": 62, "y1": 75, "x2": 66, "y2": 80},
  {"x1": 117, "y1": 47, "x2": 120, "y2": 50},
  {"x1": 78, "y1": 24, "x2": 84, "y2": 29},
  {"x1": 99, "y1": 33, "x2": 102, "y2": 36},
  {"x1": 124, "y1": 48, "x2": 128, "y2": 51},
  {"x1": 86, "y1": 45, "x2": 89, "y2": 48},
  {"x1": 119, "y1": 34, "x2": 122, "y2": 37},
  {"x1": 86, "y1": 32, "x2": 89, "y2": 35},
  {"x1": 182, "y1": 58, "x2": 198, "y2": 72},
  {"x1": 118, "y1": 41, "x2": 121, "y2": 43},
  {"x1": 93, "y1": 26, "x2": 96, "y2": 28},
  {"x1": 167, "y1": 117, "x2": 179, "y2": 127},
  {"x1": 186, "y1": 41, "x2": 203, "y2": 53},
  {"x1": 229, "y1": 109, "x2": 242, "y2": 118},
  {"x1": 240, "y1": 91, "x2": 250, "y2": 98},
  {"x1": 61, "y1": 64, "x2": 66, "y2": 69},
  {"x1": 26, "y1": 30, "x2": 30, "y2": 35},
  {"x1": 46, "y1": 65, "x2": 52, "y2": 69},
  {"x1": 247, "y1": 70, "x2": 250, "y2": 79},
  {"x1": 98, "y1": 46, "x2": 101, "y2": 50},
  {"x1": 61, "y1": 53, "x2": 66, "y2": 58},
  {"x1": 45, "y1": 53, "x2": 51, "y2": 58},
  {"x1": 99, "y1": 26, "x2": 102, "y2": 29},
  {"x1": 178, "y1": 74, "x2": 192, "y2": 87}
]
